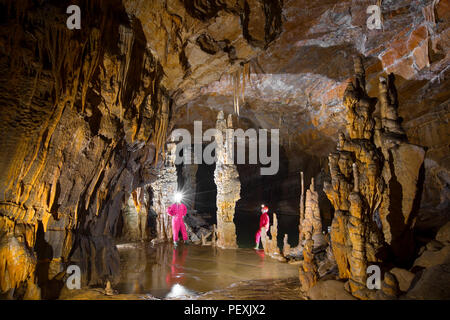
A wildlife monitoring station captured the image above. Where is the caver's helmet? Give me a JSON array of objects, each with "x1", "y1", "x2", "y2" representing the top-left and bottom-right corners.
[{"x1": 261, "y1": 204, "x2": 269, "y2": 213}]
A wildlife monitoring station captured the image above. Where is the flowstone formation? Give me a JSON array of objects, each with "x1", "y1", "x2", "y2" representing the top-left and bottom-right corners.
[
  {"x1": 121, "y1": 188, "x2": 149, "y2": 241},
  {"x1": 150, "y1": 142, "x2": 178, "y2": 243},
  {"x1": 324, "y1": 57, "x2": 425, "y2": 299},
  {"x1": 214, "y1": 111, "x2": 240, "y2": 249}
]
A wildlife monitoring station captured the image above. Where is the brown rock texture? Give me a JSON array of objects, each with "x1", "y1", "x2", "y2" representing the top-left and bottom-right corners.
[
  {"x1": 0, "y1": 0, "x2": 448, "y2": 300},
  {"x1": 121, "y1": 188, "x2": 149, "y2": 241},
  {"x1": 150, "y1": 142, "x2": 178, "y2": 242},
  {"x1": 0, "y1": 0, "x2": 285, "y2": 296},
  {"x1": 173, "y1": 0, "x2": 449, "y2": 217},
  {"x1": 261, "y1": 213, "x2": 284, "y2": 261},
  {"x1": 324, "y1": 56, "x2": 425, "y2": 299}
]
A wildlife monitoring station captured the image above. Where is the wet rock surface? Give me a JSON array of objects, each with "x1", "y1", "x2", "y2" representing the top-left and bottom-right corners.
[{"x1": 60, "y1": 243, "x2": 300, "y2": 300}]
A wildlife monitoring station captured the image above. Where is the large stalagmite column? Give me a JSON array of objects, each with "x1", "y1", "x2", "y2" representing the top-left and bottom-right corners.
[
  {"x1": 298, "y1": 178, "x2": 321, "y2": 292},
  {"x1": 151, "y1": 142, "x2": 178, "y2": 242},
  {"x1": 323, "y1": 56, "x2": 425, "y2": 299},
  {"x1": 214, "y1": 111, "x2": 240, "y2": 249},
  {"x1": 298, "y1": 171, "x2": 305, "y2": 247}
]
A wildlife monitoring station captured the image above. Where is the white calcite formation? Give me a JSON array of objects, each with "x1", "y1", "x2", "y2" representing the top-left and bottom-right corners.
[
  {"x1": 214, "y1": 111, "x2": 241, "y2": 249},
  {"x1": 151, "y1": 142, "x2": 178, "y2": 242}
]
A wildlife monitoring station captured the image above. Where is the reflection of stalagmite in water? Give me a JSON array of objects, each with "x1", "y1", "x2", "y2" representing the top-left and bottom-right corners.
[
  {"x1": 214, "y1": 112, "x2": 240, "y2": 249},
  {"x1": 151, "y1": 244, "x2": 173, "y2": 291},
  {"x1": 120, "y1": 246, "x2": 147, "y2": 294}
]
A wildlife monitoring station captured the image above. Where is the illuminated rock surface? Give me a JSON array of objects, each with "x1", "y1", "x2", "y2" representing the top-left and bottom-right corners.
[{"x1": 0, "y1": 0, "x2": 448, "y2": 299}]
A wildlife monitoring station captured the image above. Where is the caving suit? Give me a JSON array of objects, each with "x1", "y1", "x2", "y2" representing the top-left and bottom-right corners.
[
  {"x1": 255, "y1": 212, "x2": 270, "y2": 246},
  {"x1": 167, "y1": 203, "x2": 188, "y2": 242}
]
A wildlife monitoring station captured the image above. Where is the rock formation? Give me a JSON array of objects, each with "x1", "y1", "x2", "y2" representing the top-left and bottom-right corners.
[
  {"x1": 375, "y1": 75, "x2": 426, "y2": 264},
  {"x1": 298, "y1": 172, "x2": 306, "y2": 247},
  {"x1": 214, "y1": 112, "x2": 240, "y2": 249},
  {"x1": 0, "y1": 0, "x2": 447, "y2": 300},
  {"x1": 303, "y1": 178, "x2": 324, "y2": 248},
  {"x1": 261, "y1": 213, "x2": 284, "y2": 261},
  {"x1": 324, "y1": 56, "x2": 426, "y2": 299},
  {"x1": 298, "y1": 231, "x2": 318, "y2": 293},
  {"x1": 298, "y1": 179, "x2": 322, "y2": 292},
  {"x1": 150, "y1": 142, "x2": 178, "y2": 243},
  {"x1": 121, "y1": 188, "x2": 148, "y2": 241}
]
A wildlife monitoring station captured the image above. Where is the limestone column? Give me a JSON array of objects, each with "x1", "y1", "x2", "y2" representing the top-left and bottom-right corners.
[
  {"x1": 304, "y1": 178, "x2": 324, "y2": 248},
  {"x1": 298, "y1": 171, "x2": 305, "y2": 247},
  {"x1": 214, "y1": 111, "x2": 240, "y2": 249},
  {"x1": 151, "y1": 141, "x2": 178, "y2": 242}
]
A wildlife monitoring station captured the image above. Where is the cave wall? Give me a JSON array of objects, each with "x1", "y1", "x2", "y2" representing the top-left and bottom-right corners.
[
  {"x1": 0, "y1": 0, "x2": 284, "y2": 297},
  {"x1": 173, "y1": 0, "x2": 449, "y2": 215}
]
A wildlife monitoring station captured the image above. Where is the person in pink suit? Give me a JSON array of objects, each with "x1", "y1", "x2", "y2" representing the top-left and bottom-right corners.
[
  {"x1": 254, "y1": 205, "x2": 270, "y2": 249},
  {"x1": 167, "y1": 192, "x2": 188, "y2": 246}
]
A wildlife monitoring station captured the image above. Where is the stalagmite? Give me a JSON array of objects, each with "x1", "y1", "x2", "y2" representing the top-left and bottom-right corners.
[
  {"x1": 298, "y1": 178, "x2": 322, "y2": 292},
  {"x1": 375, "y1": 75, "x2": 426, "y2": 263},
  {"x1": 151, "y1": 141, "x2": 178, "y2": 242},
  {"x1": 299, "y1": 231, "x2": 318, "y2": 293},
  {"x1": 261, "y1": 213, "x2": 284, "y2": 261},
  {"x1": 121, "y1": 188, "x2": 149, "y2": 241},
  {"x1": 303, "y1": 178, "x2": 324, "y2": 248},
  {"x1": 214, "y1": 112, "x2": 240, "y2": 249},
  {"x1": 298, "y1": 171, "x2": 305, "y2": 246},
  {"x1": 324, "y1": 56, "x2": 425, "y2": 299}
]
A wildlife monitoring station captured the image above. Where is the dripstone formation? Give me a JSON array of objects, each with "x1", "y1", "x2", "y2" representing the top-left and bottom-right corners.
[
  {"x1": 214, "y1": 111, "x2": 241, "y2": 249},
  {"x1": 298, "y1": 178, "x2": 322, "y2": 292},
  {"x1": 324, "y1": 57, "x2": 425, "y2": 299},
  {"x1": 151, "y1": 142, "x2": 178, "y2": 243}
]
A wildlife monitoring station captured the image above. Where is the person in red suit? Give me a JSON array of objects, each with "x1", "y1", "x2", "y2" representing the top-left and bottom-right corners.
[
  {"x1": 254, "y1": 204, "x2": 270, "y2": 249},
  {"x1": 167, "y1": 192, "x2": 188, "y2": 247}
]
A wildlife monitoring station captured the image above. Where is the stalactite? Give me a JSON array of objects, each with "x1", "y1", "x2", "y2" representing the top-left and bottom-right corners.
[
  {"x1": 153, "y1": 95, "x2": 170, "y2": 166},
  {"x1": 232, "y1": 62, "x2": 252, "y2": 116}
]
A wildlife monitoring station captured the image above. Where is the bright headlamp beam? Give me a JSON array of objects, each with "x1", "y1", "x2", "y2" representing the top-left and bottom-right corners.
[{"x1": 174, "y1": 192, "x2": 183, "y2": 203}]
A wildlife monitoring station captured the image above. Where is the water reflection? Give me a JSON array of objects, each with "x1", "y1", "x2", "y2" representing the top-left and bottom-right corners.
[
  {"x1": 116, "y1": 243, "x2": 298, "y2": 299},
  {"x1": 165, "y1": 248, "x2": 187, "y2": 285}
]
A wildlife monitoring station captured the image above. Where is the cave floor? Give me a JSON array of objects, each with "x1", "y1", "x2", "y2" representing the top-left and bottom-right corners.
[{"x1": 61, "y1": 242, "x2": 303, "y2": 300}]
